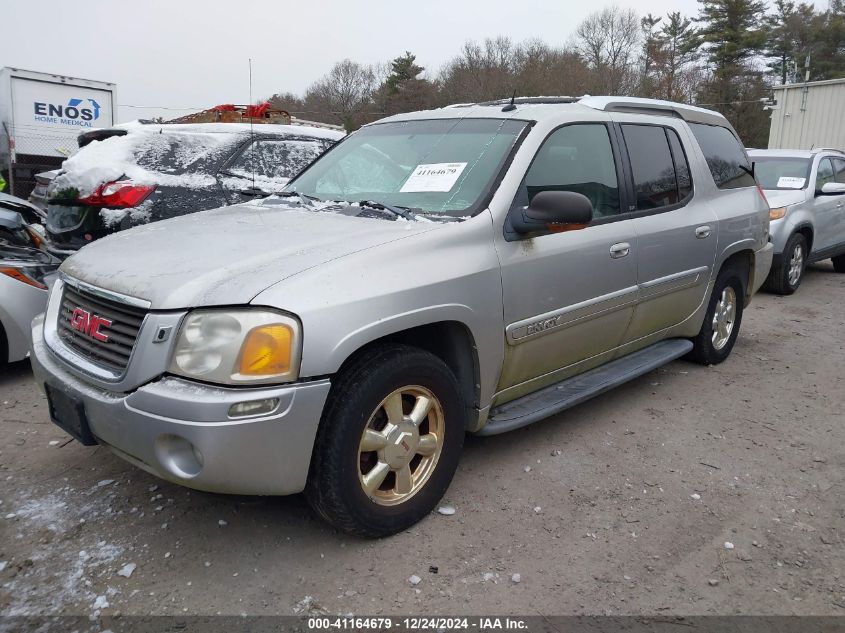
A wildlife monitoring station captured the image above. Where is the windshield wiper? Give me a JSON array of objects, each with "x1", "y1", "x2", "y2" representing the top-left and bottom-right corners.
[
  {"x1": 357, "y1": 200, "x2": 418, "y2": 221},
  {"x1": 271, "y1": 191, "x2": 322, "y2": 207}
]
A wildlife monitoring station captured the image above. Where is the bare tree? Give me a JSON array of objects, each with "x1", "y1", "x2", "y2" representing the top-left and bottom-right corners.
[
  {"x1": 575, "y1": 6, "x2": 641, "y2": 94},
  {"x1": 304, "y1": 59, "x2": 379, "y2": 131}
]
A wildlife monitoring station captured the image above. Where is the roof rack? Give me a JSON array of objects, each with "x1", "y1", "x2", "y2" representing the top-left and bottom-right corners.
[
  {"x1": 579, "y1": 96, "x2": 727, "y2": 126},
  {"x1": 477, "y1": 96, "x2": 579, "y2": 106},
  {"x1": 816, "y1": 147, "x2": 844, "y2": 154}
]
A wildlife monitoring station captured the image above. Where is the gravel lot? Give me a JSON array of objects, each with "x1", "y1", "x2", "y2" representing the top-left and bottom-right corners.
[{"x1": 1, "y1": 262, "x2": 843, "y2": 617}]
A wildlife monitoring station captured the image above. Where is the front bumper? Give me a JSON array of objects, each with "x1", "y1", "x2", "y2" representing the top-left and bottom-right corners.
[
  {"x1": 751, "y1": 241, "x2": 775, "y2": 295},
  {"x1": 30, "y1": 315, "x2": 331, "y2": 495}
]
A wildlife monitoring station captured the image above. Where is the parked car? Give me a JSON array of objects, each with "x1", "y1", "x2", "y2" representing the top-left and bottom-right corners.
[
  {"x1": 45, "y1": 122, "x2": 344, "y2": 257},
  {"x1": 28, "y1": 169, "x2": 59, "y2": 216},
  {"x1": 0, "y1": 191, "x2": 47, "y2": 225},
  {"x1": 31, "y1": 96, "x2": 772, "y2": 537},
  {"x1": 1, "y1": 209, "x2": 59, "y2": 363},
  {"x1": 748, "y1": 148, "x2": 845, "y2": 293}
]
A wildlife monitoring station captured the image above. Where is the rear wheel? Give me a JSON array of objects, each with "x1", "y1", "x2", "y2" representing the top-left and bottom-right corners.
[
  {"x1": 765, "y1": 233, "x2": 807, "y2": 295},
  {"x1": 305, "y1": 344, "x2": 465, "y2": 538},
  {"x1": 832, "y1": 253, "x2": 845, "y2": 273},
  {"x1": 687, "y1": 265, "x2": 745, "y2": 365}
]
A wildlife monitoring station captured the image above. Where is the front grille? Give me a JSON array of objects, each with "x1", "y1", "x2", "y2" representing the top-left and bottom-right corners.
[{"x1": 57, "y1": 283, "x2": 147, "y2": 374}]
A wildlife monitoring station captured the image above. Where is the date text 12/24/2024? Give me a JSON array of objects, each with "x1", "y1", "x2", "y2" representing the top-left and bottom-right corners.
[{"x1": 307, "y1": 617, "x2": 529, "y2": 631}]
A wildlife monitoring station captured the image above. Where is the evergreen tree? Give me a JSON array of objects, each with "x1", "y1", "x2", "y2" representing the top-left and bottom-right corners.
[
  {"x1": 385, "y1": 52, "x2": 424, "y2": 95},
  {"x1": 660, "y1": 12, "x2": 699, "y2": 101},
  {"x1": 765, "y1": 0, "x2": 817, "y2": 84},
  {"x1": 813, "y1": 0, "x2": 845, "y2": 79},
  {"x1": 639, "y1": 14, "x2": 663, "y2": 97},
  {"x1": 695, "y1": 0, "x2": 769, "y2": 145}
]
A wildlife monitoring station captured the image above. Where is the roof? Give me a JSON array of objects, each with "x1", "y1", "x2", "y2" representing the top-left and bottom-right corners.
[
  {"x1": 112, "y1": 121, "x2": 345, "y2": 141},
  {"x1": 772, "y1": 77, "x2": 845, "y2": 90},
  {"x1": 372, "y1": 96, "x2": 728, "y2": 128}
]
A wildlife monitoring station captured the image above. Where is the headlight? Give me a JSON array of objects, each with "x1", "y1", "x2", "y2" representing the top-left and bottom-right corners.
[
  {"x1": 168, "y1": 309, "x2": 301, "y2": 385},
  {"x1": 769, "y1": 207, "x2": 786, "y2": 220}
]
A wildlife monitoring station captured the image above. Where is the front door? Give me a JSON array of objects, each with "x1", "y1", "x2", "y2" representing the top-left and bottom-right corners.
[
  {"x1": 813, "y1": 157, "x2": 845, "y2": 253},
  {"x1": 496, "y1": 123, "x2": 638, "y2": 398}
]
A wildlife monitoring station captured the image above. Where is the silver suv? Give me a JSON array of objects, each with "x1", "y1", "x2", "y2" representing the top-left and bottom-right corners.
[
  {"x1": 748, "y1": 148, "x2": 845, "y2": 294},
  {"x1": 31, "y1": 97, "x2": 773, "y2": 537}
]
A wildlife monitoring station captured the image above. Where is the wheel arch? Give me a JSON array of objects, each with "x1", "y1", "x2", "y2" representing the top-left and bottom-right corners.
[
  {"x1": 717, "y1": 247, "x2": 755, "y2": 305},
  {"x1": 331, "y1": 320, "x2": 481, "y2": 429},
  {"x1": 792, "y1": 223, "x2": 814, "y2": 254}
]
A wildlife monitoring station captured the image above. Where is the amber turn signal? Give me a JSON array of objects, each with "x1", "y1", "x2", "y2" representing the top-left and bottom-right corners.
[
  {"x1": 769, "y1": 207, "x2": 786, "y2": 220},
  {"x1": 238, "y1": 324, "x2": 293, "y2": 376}
]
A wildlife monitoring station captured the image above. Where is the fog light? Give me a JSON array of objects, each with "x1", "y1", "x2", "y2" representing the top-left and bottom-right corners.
[
  {"x1": 229, "y1": 398, "x2": 279, "y2": 418},
  {"x1": 154, "y1": 434, "x2": 203, "y2": 479}
]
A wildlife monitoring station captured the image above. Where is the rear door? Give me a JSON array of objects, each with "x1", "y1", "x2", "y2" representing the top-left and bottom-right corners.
[{"x1": 615, "y1": 121, "x2": 718, "y2": 341}]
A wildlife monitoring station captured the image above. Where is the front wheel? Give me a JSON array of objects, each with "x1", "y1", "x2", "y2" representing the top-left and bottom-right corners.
[
  {"x1": 832, "y1": 253, "x2": 845, "y2": 273},
  {"x1": 765, "y1": 233, "x2": 807, "y2": 294},
  {"x1": 305, "y1": 344, "x2": 465, "y2": 538},
  {"x1": 687, "y1": 266, "x2": 745, "y2": 365}
]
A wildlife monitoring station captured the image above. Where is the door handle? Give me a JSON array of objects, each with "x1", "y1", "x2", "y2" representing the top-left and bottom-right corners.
[
  {"x1": 610, "y1": 242, "x2": 630, "y2": 259},
  {"x1": 695, "y1": 225, "x2": 712, "y2": 239}
]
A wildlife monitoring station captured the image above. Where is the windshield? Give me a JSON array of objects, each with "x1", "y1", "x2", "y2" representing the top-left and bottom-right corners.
[
  {"x1": 753, "y1": 157, "x2": 811, "y2": 190},
  {"x1": 286, "y1": 118, "x2": 528, "y2": 215}
]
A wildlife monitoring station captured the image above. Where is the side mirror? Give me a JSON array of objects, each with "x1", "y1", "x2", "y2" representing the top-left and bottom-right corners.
[
  {"x1": 510, "y1": 191, "x2": 593, "y2": 234},
  {"x1": 819, "y1": 182, "x2": 845, "y2": 196}
]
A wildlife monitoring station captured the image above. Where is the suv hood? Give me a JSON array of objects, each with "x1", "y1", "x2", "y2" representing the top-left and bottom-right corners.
[
  {"x1": 60, "y1": 204, "x2": 438, "y2": 309},
  {"x1": 762, "y1": 189, "x2": 807, "y2": 208}
]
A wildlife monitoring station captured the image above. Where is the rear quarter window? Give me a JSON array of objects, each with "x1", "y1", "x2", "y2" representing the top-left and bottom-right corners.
[{"x1": 688, "y1": 123, "x2": 756, "y2": 190}]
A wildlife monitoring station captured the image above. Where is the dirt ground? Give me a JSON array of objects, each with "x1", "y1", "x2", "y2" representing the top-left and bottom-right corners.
[{"x1": 1, "y1": 262, "x2": 844, "y2": 618}]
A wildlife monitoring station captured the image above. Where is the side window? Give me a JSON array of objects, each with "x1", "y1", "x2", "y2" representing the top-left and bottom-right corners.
[
  {"x1": 257, "y1": 139, "x2": 324, "y2": 180},
  {"x1": 817, "y1": 158, "x2": 835, "y2": 189},
  {"x1": 519, "y1": 124, "x2": 620, "y2": 218},
  {"x1": 228, "y1": 138, "x2": 325, "y2": 182},
  {"x1": 834, "y1": 158, "x2": 845, "y2": 184},
  {"x1": 688, "y1": 123, "x2": 756, "y2": 190},
  {"x1": 621, "y1": 124, "x2": 683, "y2": 211},
  {"x1": 667, "y1": 128, "x2": 692, "y2": 199}
]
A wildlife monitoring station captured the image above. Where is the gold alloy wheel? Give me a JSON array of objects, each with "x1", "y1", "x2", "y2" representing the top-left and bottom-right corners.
[{"x1": 357, "y1": 385, "x2": 444, "y2": 506}]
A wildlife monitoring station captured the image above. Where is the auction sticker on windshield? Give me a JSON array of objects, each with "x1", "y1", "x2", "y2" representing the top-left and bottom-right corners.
[
  {"x1": 400, "y1": 162, "x2": 467, "y2": 192},
  {"x1": 777, "y1": 176, "x2": 806, "y2": 189}
]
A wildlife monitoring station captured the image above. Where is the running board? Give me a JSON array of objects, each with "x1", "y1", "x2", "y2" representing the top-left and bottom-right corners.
[{"x1": 478, "y1": 339, "x2": 693, "y2": 436}]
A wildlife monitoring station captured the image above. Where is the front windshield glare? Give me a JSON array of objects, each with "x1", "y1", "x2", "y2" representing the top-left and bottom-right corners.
[
  {"x1": 287, "y1": 118, "x2": 528, "y2": 215},
  {"x1": 754, "y1": 157, "x2": 811, "y2": 190}
]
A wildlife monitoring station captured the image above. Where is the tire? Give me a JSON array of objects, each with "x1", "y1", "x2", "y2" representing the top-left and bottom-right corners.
[
  {"x1": 305, "y1": 344, "x2": 465, "y2": 538},
  {"x1": 832, "y1": 254, "x2": 845, "y2": 273},
  {"x1": 765, "y1": 233, "x2": 807, "y2": 295},
  {"x1": 687, "y1": 265, "x2": 745, "y2": 365}
]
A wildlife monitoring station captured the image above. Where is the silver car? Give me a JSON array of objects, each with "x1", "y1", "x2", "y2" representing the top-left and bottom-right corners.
[
  {"x1": 749, "y1": 148, "x2": 845, "y2": 293},
  {"x1": 0, "y1": 208, "x2": 59, "y2": 363},
  {"x1": 30, "y1": 97, "x2": 773, "y2": 537}
]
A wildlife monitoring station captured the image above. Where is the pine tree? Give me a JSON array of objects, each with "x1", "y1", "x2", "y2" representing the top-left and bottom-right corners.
[
  {"x1": 765, "y1": 0, "x2": 817, "y2": 84},
  {"x1": 660, "y1": 12, "x2": 699, "y2": 101},
  {"x1": 385, "y1": 52, "x2": 424, "y2": 95},
  {"x1": 639, "y1": 14, "x2": 663, "y2": 97},
  {"x1": 813, "y1": 0, "x2": 845, "y2": 80}
]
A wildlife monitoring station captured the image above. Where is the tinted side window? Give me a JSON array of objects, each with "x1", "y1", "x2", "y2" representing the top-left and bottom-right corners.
[
  {"x1": 667, "y1": 128, "x2": 692, "y2": 199},
  {"x1": 817, "y1": 158, "x2": 835, "y2": 188},
  {"x1": 520, "y1": 124, "x2": 620, "y2": 218},
  {"x1": 834, "y1": 158, "x2": 845, "y2": 184},
  {"x1": 622, "y1": 124, "x2": 679, "y2": 211},
  {"x1": 688, "y1": 123, "x2": 756, "y2": 190}
]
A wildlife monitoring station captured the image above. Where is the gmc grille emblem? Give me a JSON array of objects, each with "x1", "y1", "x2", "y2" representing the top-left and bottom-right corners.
[{"x1": 70, "y1": 307, "x2": 112, "y2": 342}]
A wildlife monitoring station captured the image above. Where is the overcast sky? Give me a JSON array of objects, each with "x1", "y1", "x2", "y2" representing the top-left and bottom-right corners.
[{"x1": 3, "y1": 0, "x2": 719, "y2": 122}]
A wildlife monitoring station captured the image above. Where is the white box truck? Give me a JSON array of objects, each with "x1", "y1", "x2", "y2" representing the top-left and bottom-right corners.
[{"x1": 0, "y1": 67, "x2": 116, "y2": 197}]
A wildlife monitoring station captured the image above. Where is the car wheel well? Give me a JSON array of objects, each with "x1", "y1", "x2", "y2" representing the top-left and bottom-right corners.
[
  {"x1": 720, "y1": 250, "x2": 753, "y2": 304},
  {"x1": 794, "y1": 226, "x2": 814, "y2": 253},
  {"x1": 0, "y1": 321, "x2": 7, "y2": 364},
  {"x1": 336, "y1": 321, "x2": 480, "y2": 424}
]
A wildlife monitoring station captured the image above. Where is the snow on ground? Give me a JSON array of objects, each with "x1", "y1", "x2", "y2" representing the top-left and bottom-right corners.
[{"x1": 2, "y1": 482, "x2": 127, "y2": 615}]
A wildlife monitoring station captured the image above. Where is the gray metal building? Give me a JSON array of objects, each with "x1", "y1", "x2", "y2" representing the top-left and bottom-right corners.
[{"x1": 768, "y1": 78, "x2": 845, "y2": 150}]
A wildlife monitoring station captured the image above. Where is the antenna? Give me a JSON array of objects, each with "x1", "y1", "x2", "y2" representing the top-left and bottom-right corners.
[
  {"x1": 249, "y1": 58, "x2": 256, "y2": 191},
  {"x1": 501, "y1": 90, "x2": 517, "y2": 112}
]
